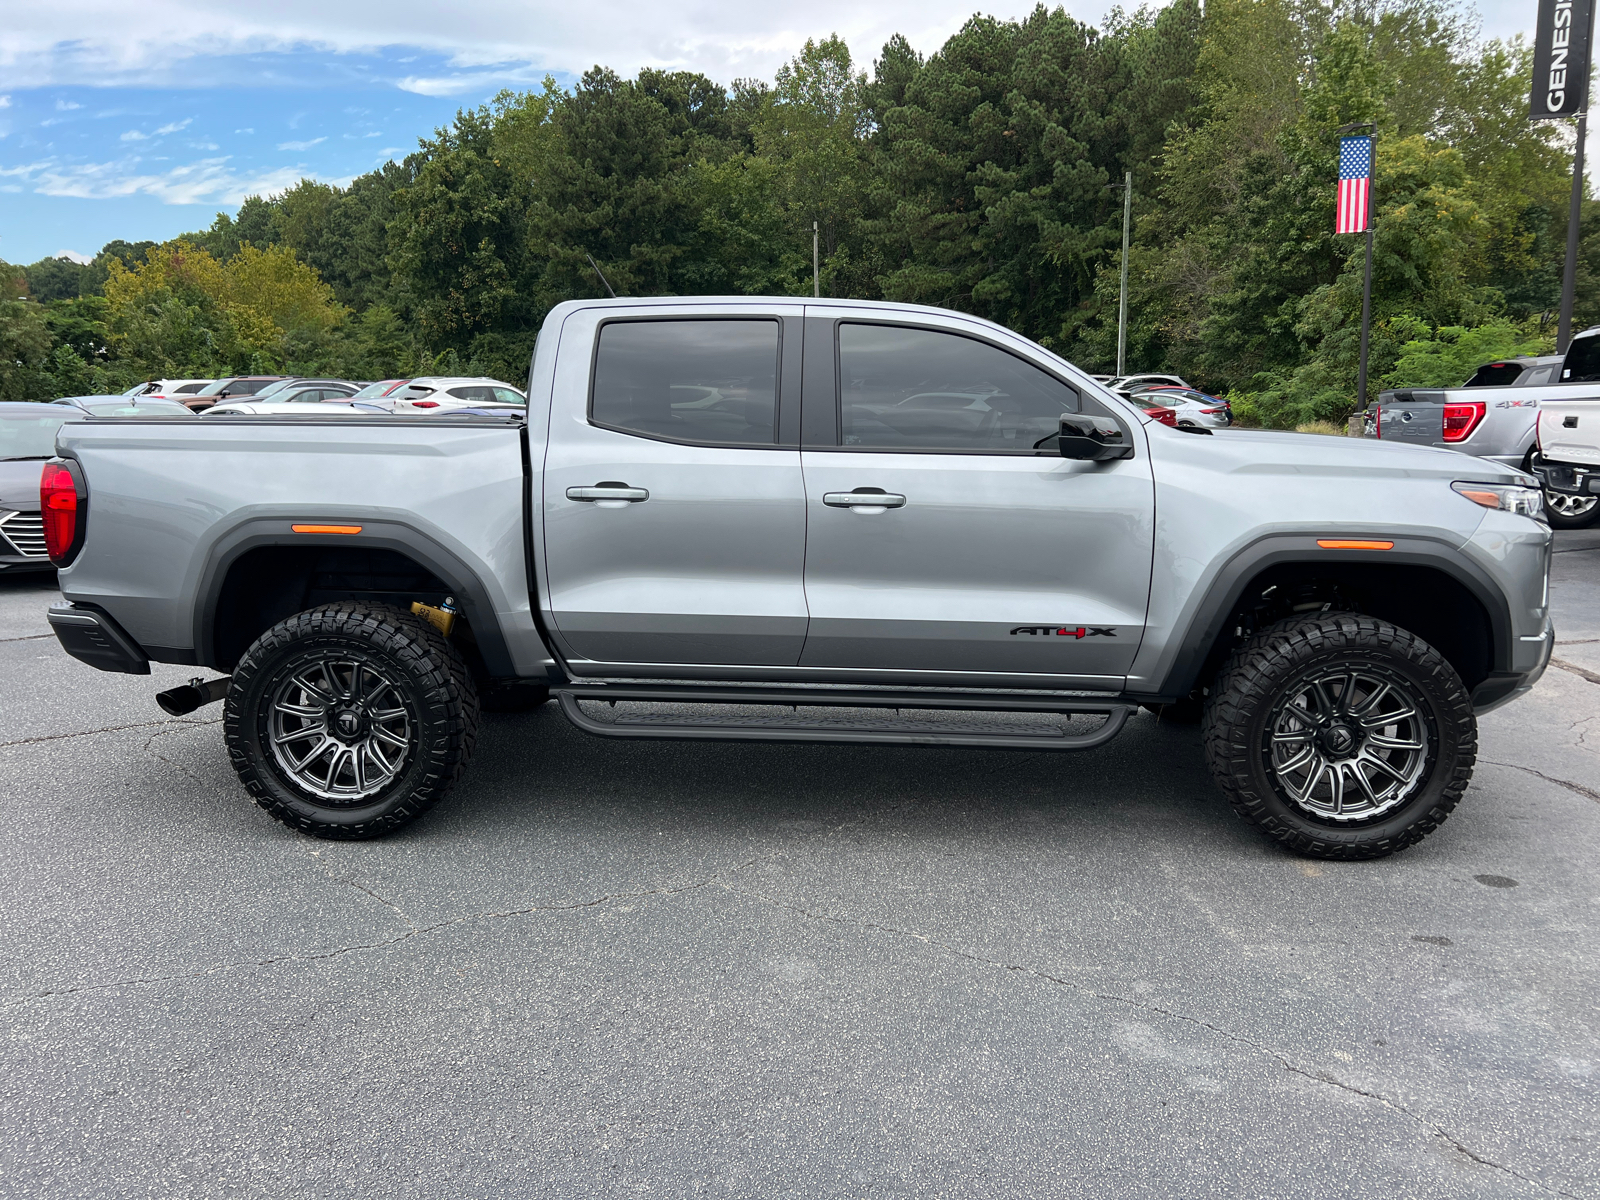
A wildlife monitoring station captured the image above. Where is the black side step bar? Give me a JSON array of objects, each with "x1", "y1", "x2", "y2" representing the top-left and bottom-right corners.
[{"x1": 554, "y1": 684, "x2": 1135, "y2": 751}]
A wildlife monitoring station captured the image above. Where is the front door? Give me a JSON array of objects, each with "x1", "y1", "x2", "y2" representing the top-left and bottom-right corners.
[
  {"x1": 542, "y1": 310, "x2": 809, "y2": 668},
  {"x1": 798, "y1": 314, "x2": 1156, "y2": 687}
]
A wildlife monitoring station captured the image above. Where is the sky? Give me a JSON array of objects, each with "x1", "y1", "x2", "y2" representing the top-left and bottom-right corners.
[{"x1": 0, "y1": 0, "x2": 1563, "y2": 266}]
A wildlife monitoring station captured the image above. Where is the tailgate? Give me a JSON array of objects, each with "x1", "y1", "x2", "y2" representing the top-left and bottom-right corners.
[{"x1": 1374, "y1": 398, "x2": 1444, "y2": 447}]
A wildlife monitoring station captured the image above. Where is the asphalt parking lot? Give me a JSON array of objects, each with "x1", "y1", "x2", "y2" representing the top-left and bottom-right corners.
[{"x1": 2, "y1": 532, "x2": 1598, "y2": 1199}]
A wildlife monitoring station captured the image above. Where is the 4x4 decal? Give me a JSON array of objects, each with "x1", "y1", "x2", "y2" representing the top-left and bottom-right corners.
[{"x1": 1010, "y1": 626, "x2": 1117, "y2": 638}]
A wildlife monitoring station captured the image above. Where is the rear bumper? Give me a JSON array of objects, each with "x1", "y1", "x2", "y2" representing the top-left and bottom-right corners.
[
  {"x1": 47, "y1": 602, "x2": 151, "y2": 675},
  {"x1": 1529, "y1": 456, "x2": 1600, "y2": 496}
]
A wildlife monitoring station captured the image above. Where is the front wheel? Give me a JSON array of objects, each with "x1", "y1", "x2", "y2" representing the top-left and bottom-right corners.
[
  {"x1": 225, "y1": 602, "x2": 479, "y2": 839},
  {"x1": 1202, "y1": 613, "x2": 1476, "y2": 860}
]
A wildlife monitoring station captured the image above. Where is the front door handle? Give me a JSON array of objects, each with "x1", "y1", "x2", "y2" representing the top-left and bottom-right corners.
[
  {"x1": 824, "y1": 489, "x2": 907, "y2": 510},
  {"x1": 567, "y1": 483, "x2": 649, "y2": 504}
]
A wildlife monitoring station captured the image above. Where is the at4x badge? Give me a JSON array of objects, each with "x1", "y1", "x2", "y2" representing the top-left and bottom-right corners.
[{"x1": 1010, "y1": 625, "x2": 1117, "y2": 638}]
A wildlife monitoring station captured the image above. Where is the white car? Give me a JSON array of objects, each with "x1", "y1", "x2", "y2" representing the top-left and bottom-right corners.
[
  {"x1": 127, "y1": 378, "x2": 215, "y2": 400},
  {"x1": 203, "y1": 382, "x2": 368, "y2": 417},
  {"x1": 1126, "y1": 385, "x2": 1232, "y2": 429},
  {"x1": 1109, "y1": 373, "x2": 1189, "y2": 391},
  {"x1": 385, "y1": 377, "x2": 526, "y2": 414},
  {"x1": 1531, "y1": 396, "x2": 1600, "y2": 528}
]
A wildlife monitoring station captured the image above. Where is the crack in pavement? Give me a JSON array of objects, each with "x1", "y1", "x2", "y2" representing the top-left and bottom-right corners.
[
  {"x1": 347, "y1": 879, "x2": 417, "y2": 931},
  {"x1": 720, "y1": 883, "x2": 1577, "y2": 1198},
  {"x1": 0, "y1": 633, "x2": 53, "y2": 643},
  {"x1": 0, "y1": 857, "x2": 786, "y2": 1012},
  {"x1": 0, "y1": 716, "x2": 219, "y2": 750},
  {"x1": 1484, "y1": 759, "x2": 1600, "y2": 803},
  {"x1": 1550, "y1": 657, "x2": 1600, "y2": 687}
]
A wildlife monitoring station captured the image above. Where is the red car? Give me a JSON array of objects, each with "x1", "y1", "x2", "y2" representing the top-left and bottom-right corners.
[{"x1": 1141, "y1": 403, "x2": 1178, "y2": 427}]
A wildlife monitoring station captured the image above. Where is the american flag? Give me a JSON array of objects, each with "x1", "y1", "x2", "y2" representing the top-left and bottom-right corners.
[{"x1": 1336, "y1": 136, "x2": 1373, "y2": 235}]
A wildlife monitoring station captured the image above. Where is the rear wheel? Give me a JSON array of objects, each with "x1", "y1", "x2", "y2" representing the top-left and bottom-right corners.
[
  {"x1": 225, "y1": 602, "x2": 479, "y2": 839},
  {"x1": 1203, "y1": 613, "x2": 1475, "y2": 860},
  {"x1": 1544, "y1": 489, "x2": 1600, "y2": 529}
]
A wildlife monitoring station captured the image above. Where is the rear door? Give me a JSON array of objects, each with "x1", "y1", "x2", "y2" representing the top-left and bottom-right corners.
[
  {"x1": 541, "y1": 304, "x2": 809, "y2": 669},
  {"x1": 796, "y1": 310, "x2": 1155, "y2": 687}
]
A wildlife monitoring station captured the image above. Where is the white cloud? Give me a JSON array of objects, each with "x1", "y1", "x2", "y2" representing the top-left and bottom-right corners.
[
  {"x1": 277, "y1": 136, "x2": 325, "y2": 150},
  {"x1": 119, "y1": 128, "x2": 147, "y2": 141},
  {"x1": 154, "y1": 118, "x2": 192, "y2": 134},
  {"x1": 0, "y1": 2, "x2": 1018, "y2": 91},
  {"x1": 56, "y1": 99, "x2": 81, "y2": 110},
  {"x1": 234, "y1": 127, "x2": 253, "y2": 134},
  {"x1": 54, "y1": 248, "x2": 92, "y2": 263},
  {"x1": 0, "y1": 96, "x2": 11, "y2": 108},
  {"x1": 189, "y1": 140, "x2": 220, "y2": 149},
  {"x1": 3, "y1": 154, "x2": 318, "y2": 205}
]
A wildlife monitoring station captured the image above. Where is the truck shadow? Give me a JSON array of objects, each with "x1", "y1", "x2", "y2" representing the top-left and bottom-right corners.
[{"x1": 453, "y1": 702, "x2": 1261, "y2": 856}]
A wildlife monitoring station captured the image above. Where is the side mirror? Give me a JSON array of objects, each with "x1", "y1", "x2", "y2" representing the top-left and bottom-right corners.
[{"x1": 1058, "y1": 414, "x2": 1134, "y2": 461}]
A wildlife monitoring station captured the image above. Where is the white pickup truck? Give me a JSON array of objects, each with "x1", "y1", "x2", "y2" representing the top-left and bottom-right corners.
[
  {"x1": 1368, "y1": 337, "x2": 1600, "y2": 528},
  {"x1": 1532, "y1": 390, "x2": 1600, "y2": 518}
]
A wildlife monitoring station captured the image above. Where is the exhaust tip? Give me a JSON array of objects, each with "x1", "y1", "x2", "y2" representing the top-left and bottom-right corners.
[{"x1": 156, "y1": 676, "x2": 231, "y2": 716}]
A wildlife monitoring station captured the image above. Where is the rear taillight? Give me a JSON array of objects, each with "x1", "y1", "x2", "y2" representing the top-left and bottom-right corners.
[
  {"x1": 1199, "y1": 406, "x2": 1228, "y2": 414},
  {"x1": 1143, "y1": 406, "x2": 1177, "y2": 427},
  {"x1": 40, "y1": 460, "x2": 85, "y2": 565},
  {"x1": 1441, "y1": 401, "x2": 1486, "y2": 443},
  {"x1": 411, "y1": 400, "x2": 440, "y2": 409}
]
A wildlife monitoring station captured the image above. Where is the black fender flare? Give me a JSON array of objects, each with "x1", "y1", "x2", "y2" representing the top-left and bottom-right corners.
[
  {"x1": 192, "y1": 516, "x2": 518, "y2": 676},
  {"x1": 1147, "y1": 533, "x2": 1513, "y2": 701}
]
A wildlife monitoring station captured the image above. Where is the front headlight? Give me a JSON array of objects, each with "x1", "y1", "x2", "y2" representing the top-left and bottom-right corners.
[{"x1": 1452, "y1": 481, "x2": 1545, "y2": 520}]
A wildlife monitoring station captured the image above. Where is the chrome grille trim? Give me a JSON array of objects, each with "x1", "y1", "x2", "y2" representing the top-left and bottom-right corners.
[{"x1": 0, "y1": 511, "x2": 48, "y2": 558}]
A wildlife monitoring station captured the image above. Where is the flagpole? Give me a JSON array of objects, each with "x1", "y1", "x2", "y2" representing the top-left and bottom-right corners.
[
  {"x1": 1339, "y1": 121, "x2": 1377, "y2": 411},
  {"x1": 1358, "y1": 218, "x2": 1374, "y2": 408}
]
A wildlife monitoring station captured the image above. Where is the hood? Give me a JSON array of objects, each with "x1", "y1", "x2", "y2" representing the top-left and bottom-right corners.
[
  {"x1": 1198, "y1": 428, "x2": 1528, "y2": 484},
  {"x1": 0, "y1": 459, "x2": 44, "y2": 511}
]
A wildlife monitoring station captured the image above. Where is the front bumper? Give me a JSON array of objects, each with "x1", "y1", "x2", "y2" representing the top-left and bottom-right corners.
[{"x1": 48, "y1": 602, "x2": 151, "y2": 674}]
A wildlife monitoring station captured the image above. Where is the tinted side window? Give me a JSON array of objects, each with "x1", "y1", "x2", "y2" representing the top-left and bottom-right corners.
[
  {"x1": 1564, "y1": 337, "x2": 1600, "y2": 382},
  {"x1": 1517, "y1": 366, "x2": 1554, "y2": 387},
  {"x1": 448, "y1": 386, "x2": 496, "y2": 403},
  {"x1": 1462, "y1": 362, "x2": 1523, "y2": 387},
  {"x1": 592, "y1": 320, "x2": 779, "y2": 446},
  {"x1": 838, "y1": 324, "x2": 1079, "y2": 451}
]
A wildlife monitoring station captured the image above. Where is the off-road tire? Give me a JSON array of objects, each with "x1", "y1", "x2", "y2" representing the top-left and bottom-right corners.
[
  {"x1": 1202, "y1": 613, "x2": 1475, "y2": 860},
  {"x1": 225, "y1": 602, "x2": 479, "y2": 839}
]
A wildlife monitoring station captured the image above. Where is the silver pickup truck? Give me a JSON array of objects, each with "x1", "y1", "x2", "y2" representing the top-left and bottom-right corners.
[
  {"x1": 1368, "y1": 336, "x2": 1600, "y2": 529},
  {"x1": 42, "y1": 298, "x2": 1553, "y2": 860}
]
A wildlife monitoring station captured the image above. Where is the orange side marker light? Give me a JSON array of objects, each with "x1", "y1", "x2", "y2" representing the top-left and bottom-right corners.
[
  {"x1": 291, "y1": 524, "x2": 363, "y2": 535},
  {"x1": 1316, "y1": 539, "x2": 1393, "y2": 550}
]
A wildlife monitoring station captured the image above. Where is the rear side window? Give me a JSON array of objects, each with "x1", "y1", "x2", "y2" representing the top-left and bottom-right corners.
[
  {"x1": 448, "y1": 385, "x2": 497, "y2": 403},
  {"x1": 1564, "y1": 337, "x2": 1600, "y2": 382},
  {"x1": 1462, "y1": 362, "x2": 1523, "y2": 387},
  {"x1": 492, "y1": 387, "x2": 525, "y2": 405},
  {"x1": 591, "y1": 319, "x2": 779, "y2": 446},
  {"x1": 837, "y1": 323, "x2": 1079, "y2": 451}
]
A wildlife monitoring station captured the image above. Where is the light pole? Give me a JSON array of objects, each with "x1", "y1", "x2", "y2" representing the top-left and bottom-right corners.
[
  {"x1": 1106, "y1": 173, "x2": 1132, "y2": 377},
  {"x1": 813, "y1": 221, "x2": 820, "y2": 299}
]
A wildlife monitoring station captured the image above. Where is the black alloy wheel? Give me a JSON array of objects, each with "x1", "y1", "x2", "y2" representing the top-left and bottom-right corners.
[
  {"x1": 225, "y1": 602, "x2": 478, "y2": 839},
  {"x1": 1203, "y1": 613, "x2": 1476, "y2": 860}
]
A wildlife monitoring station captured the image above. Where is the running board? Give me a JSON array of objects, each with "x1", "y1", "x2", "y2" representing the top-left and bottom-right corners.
[{"x1": 555, "y1": 688, "x2": 1135, "y2": 751}]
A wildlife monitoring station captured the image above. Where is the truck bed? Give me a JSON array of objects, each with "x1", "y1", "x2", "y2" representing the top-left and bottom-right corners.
[{"x1": 53, "y1": 415, "x2": 549, "y2": 674}]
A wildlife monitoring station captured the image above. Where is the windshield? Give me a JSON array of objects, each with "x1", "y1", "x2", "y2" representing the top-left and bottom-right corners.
[
  {"x1": 253, "y1": 378, "x2": 302, "y2": 399},
  {"x1": 0, "y1": 411, "x2": 70, "y2": 459},
  {"x1": 352, "y1": 380, "x2": 403, "y2": 398},
  {"x1": 196, "y1": 379, "x2": 235, "y2": 396}
]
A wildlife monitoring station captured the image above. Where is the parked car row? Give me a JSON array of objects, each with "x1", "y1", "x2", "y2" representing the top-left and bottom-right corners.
[{"x1": 119, "y1": 375, "x2": 528, "y2": 414}]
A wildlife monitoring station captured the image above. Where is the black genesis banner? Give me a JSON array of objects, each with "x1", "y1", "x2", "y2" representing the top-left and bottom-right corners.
[{"x1": 1531, "y1": 0, "x2": 1594, "y2": 119}]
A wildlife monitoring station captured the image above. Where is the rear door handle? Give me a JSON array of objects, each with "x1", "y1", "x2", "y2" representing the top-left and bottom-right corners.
[
  {"x1": 567, "y1": 483, "x2": 649, "y2": 503},
  {"x1": 824, "y1": 490, "x2": 906, "y2": 509}
]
